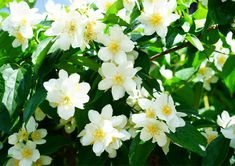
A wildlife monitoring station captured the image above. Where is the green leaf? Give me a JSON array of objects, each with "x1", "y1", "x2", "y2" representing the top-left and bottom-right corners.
[
  {"x1": 221, "y1": 55, "x2": 235, "y2": 78},
  {"x1": 224, "y1": 70, "x2": 235, "y2": 96},
  {"x1": 167, "y1": 123, "x2": 207, "y2": 156},
  {"x1": 186, "y1": 34, "x2": 204, "y2": 51},
  {"x1": 129, "y1": 136, "x2": 156, "y2": 166},
  {"x1": 16, "y1": 67, "x2": 32, "y2": 106},
  {"x1": 193, "y1": 3, "x2": 208, "y2": 19},
  {"x1": 106, "y1": 0, "x2": 123, "y2": 15},
  {"x1": 67, "y1": 55, "x2": 100, "y2": 71},
  {"x1": 0, "y1": 65, "x2": 24, "y2": 116},
  {"x1": 221, "y1": 55, "x2": 235, "y2": 95},
  {"x1": 174, "y1": 84, "x2": 195, "y2": 107},
  {"x1": 202, "y1": 135, "x2": 230, "y2": 166},
  {"x1": 0, "y1": 104, "x2": 11, "y2": 133},
  {"x1": 38, "y1": 136, "x2": 72, "y2": 155},
  {"x1": 175, "y1": 67, "x2": 196, "y2": 80},
  {"x1": 0, "y1": 74, "x2": 5, "y2": 102},
  {"x1": 23, "y1": 87, "x2": 47, "y2": 123},
  {"x1": 33, "y1": 38, "x2": 54, "y2": 74},
  {"x1": 208, "y1": 0, "x2": 235, "y2": 25},
  {"x1": 130, "y1": 3, "x2": 141, "y2": 23},
  {"x1": 103, "y1": 14, "x2": 130, "y2": 27}
]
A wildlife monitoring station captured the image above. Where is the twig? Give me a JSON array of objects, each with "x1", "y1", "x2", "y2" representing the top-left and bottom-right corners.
[
  {"x1": 150, "y1": 25, "x2": 219, "y2": 61},
  {"x1": 150, "y1": 42, "x2": 190, "y2": 61}
]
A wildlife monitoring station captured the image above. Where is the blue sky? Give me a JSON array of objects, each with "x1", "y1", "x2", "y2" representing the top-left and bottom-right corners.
[
  {"x1": 0, "y1": 0, "x2": 70, "y2": 13},
  {"x1": 35, "y1": 0, "x2": 70, "y2": 12}
]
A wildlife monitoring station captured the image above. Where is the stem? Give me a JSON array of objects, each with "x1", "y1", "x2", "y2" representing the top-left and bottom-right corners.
[
  {"x1": 150, "y1": 25, "x2": 219, "y2": 61},
  {"x1": 150, "y1": 42, "x2": 190, "y2": 61}
]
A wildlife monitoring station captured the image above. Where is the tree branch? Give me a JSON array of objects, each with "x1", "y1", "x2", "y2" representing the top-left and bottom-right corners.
[{"x1": 150, "y1": 25, "x2": 219, "y2": 61}]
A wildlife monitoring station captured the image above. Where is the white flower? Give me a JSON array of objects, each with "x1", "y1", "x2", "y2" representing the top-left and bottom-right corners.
[
  {"x1": 203, "y1": 75, "x2": 218, "y2": 91},
  {"x1": 138, "y1": 0, "x2": 179, "y2": 37},
  {"x1": 221, "y1": 124, "x2": 235, "y2": 144},
  {"x1": 195, "y1": 19, "x2": 206, "y2": 30},
  {"x1": 33, "y1": 155, "x2": 52, "y2": 166},
  {"x1": 45, "y1": 0, "x2": 64, "y2": 21},
  {"x1": 45, "y1": 10, "x2": 85, "y2": 51},
  {"x1": 8, "y1": 117, "x2": 47, "y2": 145},
  {"x1": 98, "y1": 62, "x2": 138, "y2": 100},
  {"x1": 95, "y1": 0, "x2": 116, "y2": 12},
  {"x1": 6, "y1": 158, "x2": 20, "y2": 166},
  {"x1": 2, "y1": 1, "x2": 42, "y2": 38},
  {"x1": 98, "y1": 25, "x2": 135, "y2": 64},
  {"x1": 126, "y1": 86, "x2": 149, "y2": 109},
  {"x1": 162, "y1": 137, "x2": 171, "y2": 154},
  {"x1": 11, "y1": 31, "x2": 29, "y2": 51},
  {"x1": 155, "y1": 93, "x2": 177, "y2": 122},
  {"x1": 201, "y1": 128, "x2": 218, "y2": 144},
  {"x1": 139, "y1": 119, "x2": 169, "y2": 146},
  {"x1": 218, "y1": 111, "x2": 235, "y2": 149},
  {"x1": 226, "y1": 31, "x2": 235, "y2": 53},
  {"x1": 166, "y1": 112, "x2": 186, "y2": 133},
  {"x1": 8, "y1": 141, "x2": 40, "y2": 166},
  {"x1": 160, "y1": 65, "x2": 173, "y2": 79},
  {"x1": 78, "y1": 9, "x2": 106, "y2": 50},
  {"x1": 30, "y1": 129, "x2": 47, "y2": 145},
  {"x1": 1, "y1": 1, "x2": 43, "y2": 51},
  {"x1": 123, "y1": 0, "x2": 136, "y2": 11},
  {"x1": 214, "y1": 52, "x2": 229, "y2": 71},
  {"x1": 131, "y1": 98, "x2": 158, "y2": 127},
  {"x1": 79, "y1": 105, "x2": 130, "y2": 157},
  {"x1": 217, "y1": 110, "x2": 235, "y2": 128},
  {"x1": 43, "y1": 69, "x2": 90, "y2": 120},
  {"x1": 8, "y1": 117, "x2": 38, "y2": 145}
]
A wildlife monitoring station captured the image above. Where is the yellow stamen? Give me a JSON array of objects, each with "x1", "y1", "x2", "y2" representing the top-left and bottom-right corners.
[
  {"x1": 15, "y1": 32, "x2": 25, "y2": 43},
  {"x1": 146, "y1": 108, "x2": 155, "y2": 118},
  {"x1": 147, "y1": 125, "x2": 160, "y2": 135},
  {"x1": 218, "y1": 55, "x2": 226, "y2": 65},
  {"x1": 161, "y1": 105, "x2": 172, "y2": 116},
  {"x1": 67, "y1": 21, "x2": 77, "y2": 33},
  {"x1": 150, "y1": 13, "x2": 162, "y2": 26},
  {"x1": 21, "y1": 148, "x2": 32, "y2": 159},
  {"x1": 84, "y1": 21, "x2": 95, "y2": 42},
  {"x1": 63, "y1": 96, "x2": 70, "y2": 105},
  {"x1": 108, "y1": 42, "x2": 120, "y2": 54},
  {"x1": 31, "y1": 131, "x2": 41, "y2": 141},
  {"x1": 112, "y1": 74, "x2": 124, "y2": 85},
  {"x1": 93, "y1": 129, "x2": 105, "y2": 140},
  {"x1": 198, "y1": 67, "x2": 207, "y2": 75},
  {"x1": 18, "y1": 129, "x2": 29, "y2": 142}
]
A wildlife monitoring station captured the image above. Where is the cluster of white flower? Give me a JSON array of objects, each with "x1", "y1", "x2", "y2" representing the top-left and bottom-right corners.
[
  {"x1": 43, "y1": 69, "x2": 90, "y2": 120},
  {"x1": 1, "y1": 1, "x2": 43, "y2": 51},
  {"x1": 78, "y1": 104, "x2": 130, "y2": 158},
  {"x1": 2, "y1": 0, "x2": 234, "y2": 162},
  {"x1": 193, "y1": 35, "x2": 233, "y2": 91},
  {"x1": 138, "y1": 0, "x2": 179, "y2": 38},
  {"x1": 45, "y1": 0, "x2": 105, "y2": 51},
  {"x1": 131, "y1": 93, "x2": 186, "y2": 153},
  {"x1": 217, "y1": 111, "x2": 235, "y2": 148},
  {"x1": 97, "y1": 25, "x2": 140, "y2": 100},
  {"x1": 7, "y1": 117, "x2": 51, "y2": 166}
]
